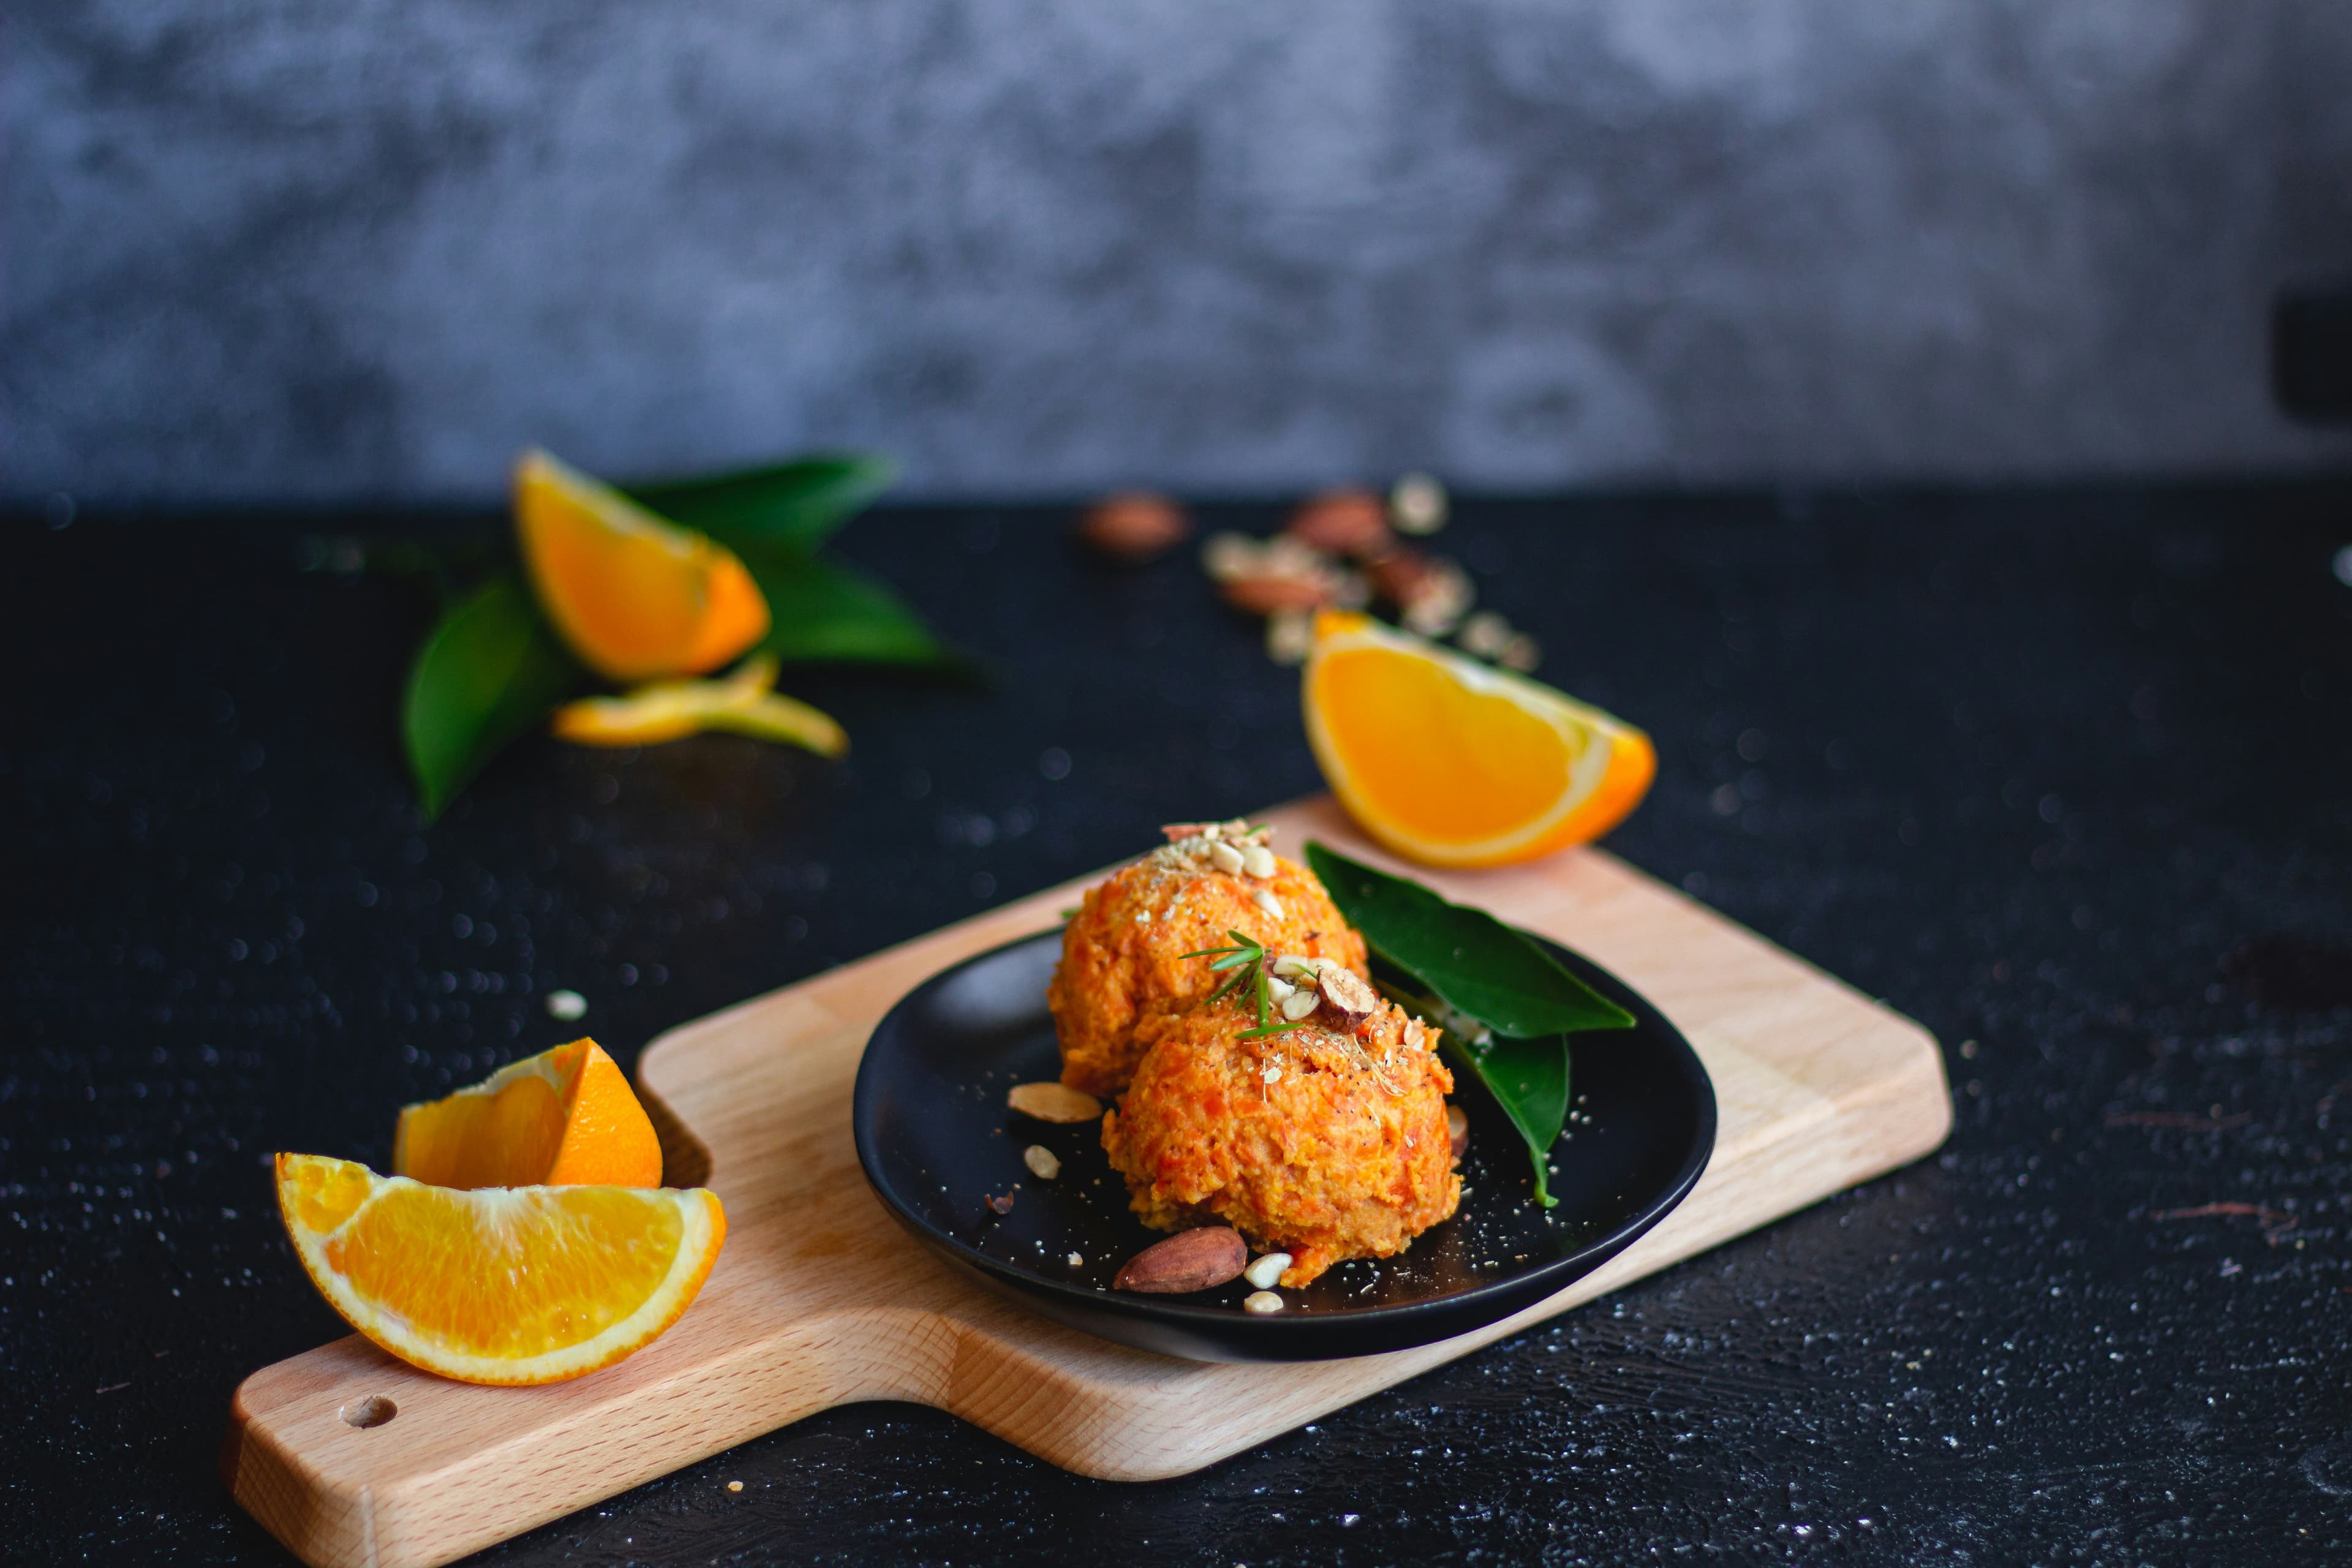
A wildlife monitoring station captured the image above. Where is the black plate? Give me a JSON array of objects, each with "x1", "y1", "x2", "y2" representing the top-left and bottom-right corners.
[{"x1": 852, "y1": 930, "x2": 1716, "y2": 1361}]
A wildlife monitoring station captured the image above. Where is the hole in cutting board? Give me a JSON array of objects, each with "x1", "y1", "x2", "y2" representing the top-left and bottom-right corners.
[{"x1": 339, "y1": 1396, "x2": 397, "y2": 1430}]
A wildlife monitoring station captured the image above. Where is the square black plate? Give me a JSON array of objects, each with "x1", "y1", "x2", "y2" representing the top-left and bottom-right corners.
[{"x1": 853, "y1": 930, "x2": 1715, "y2": 1361}]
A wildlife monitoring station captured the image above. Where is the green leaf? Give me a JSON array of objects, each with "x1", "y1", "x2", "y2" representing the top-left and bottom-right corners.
[
  {"x1": 1306, "y1": 842, "x2": 1637, "y2": 1038},
  {"x1": 1446, "y1": 1033, "x2": 1571, "y2": 1207},
  {"x1": 630, "y1": 454, "x2": 895, "y2": 554},
  {"x1": 401, "y1": 573, "x2": 578, "y2": 820},
  {"x1": 734, "y1": 544, "x2": 967, "y2": 671}
]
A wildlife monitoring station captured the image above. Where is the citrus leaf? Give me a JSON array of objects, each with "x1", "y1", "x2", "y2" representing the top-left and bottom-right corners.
[
  {"x1": 734, "y1": 544, "x2": 970, "y2": 671},
  {"x1": 630, "y1": 454, "x2": 895, "y2": 554},
  {"x1": 1446, "y1": 1033, "x2": 1570, "y2": 1207},
  {"x1": 1306, "y1": 842, "x2": 1636, "y2": 1038},
  {"x1": 402, "y1": 573, "x2": 578, "y2": 820}
]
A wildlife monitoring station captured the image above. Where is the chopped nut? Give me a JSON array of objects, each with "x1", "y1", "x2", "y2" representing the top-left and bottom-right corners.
[
  {"x1": 1242, "y1": 1289, "x2": 1286, "y2": 1314},
  {"x1": 1022, "y1": 1144, "x2": 1061, "y2": 1180},
  {"x1": 1077, "y1": 493, "x2": 1189, "y2": 562},
  {"x1": 1244, "y1": 1253, "x2": 1292, "y2": 1290},
  {"x1": 1201, "y1": 532, "x2": 1259, "y2": 581},
  {"x1": 1280, "y1": 990, "x2": 1319, "y2": 1021},
  {"x1": 1008, "y1": 1081, "x2": 1104, "y2": 1123},
  {"x1": 1370, "y1": 549, "x2": 1474, "y2": 638},
  {"x1": 1284, "y1": 489, "x2": 1392, "y2": 559},
  {"x1": 1253, "y1": 889, "x2": 1285, "y2": 919},
  {"x1": 1265, "y1": 608, "x2": 1315, "y2": 665},
  {"x1": 985, "y1": 1191, "x2": 1016, "y2": 1215},
  {"x1": 1209, "y1": 840, "x2": 1246, "y2": 874},
  {"x1": 1265, "y1": 974, "x2": 1297, "y2": 1003},
  {"x1": 1317, "y1": 965, "x2": 1380, "y2": 1022},
  {"x1": 726, "y1": 1480, "x2": 744, "y2": 1493},
  {"x1": 1447, "y1": 1103, "x2": 1470, "y2": 1159},
  {"x1": 1390, "y1": 472, "x2": 1449, "y2": 535},
  {"x1": 1261, "y1": 1063, "x2": 1283, "y2": 1085},
  {"x1": 1457, "y1": 610, "x2": 1513, "y2": 659},
  {"x1": 1270, "y1": 954, "x2": 1322, "y2": 979},
  {"x1": 1241, "y1": 844, "x2": 1278, "y2": 879},
  {"x1": 1114, "y1": 1227, "x2": 1247, "y2": 1293},
  {"x1": 1067, "y1": 1251, "x2": 1084, "y2": 1266}
]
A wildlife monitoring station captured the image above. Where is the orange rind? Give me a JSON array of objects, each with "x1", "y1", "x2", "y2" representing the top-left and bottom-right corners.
[{"x1": 550, "y1": 654, "x2": 846, "y2": 756}]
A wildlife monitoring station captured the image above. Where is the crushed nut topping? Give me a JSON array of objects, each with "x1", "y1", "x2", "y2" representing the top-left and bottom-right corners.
[
  {"x1": 1244, "y1": 1253, "x2": 1292, "y2": 1290},
  {"x1": 1252, "y1": 888, "x2": 1285, "y2": 919},
  {"x1": 1242, "y1": 1290, "x2": 1286, "y2": 1314},
  {"x1": 1022, "y1": 1145, "x2": 1061, "y2": 1180},
  {"x1": 1317, "y1": 966, "x2": 1380, "y2": 1023}
]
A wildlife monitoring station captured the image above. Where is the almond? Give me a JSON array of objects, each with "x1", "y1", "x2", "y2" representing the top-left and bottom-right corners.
[
  {"x1": 1368, "y1": 549, "x2": 1474, "y2": 638},
  {"x1": 1113, "y1": 1226, "x2": 1248, "y2": 1294},
  {"x1": 1284, "y1": 489, "x2": 1392, "y2": 559},
  {"x1": 1220, "y1": 562, "x2": 1336, "y2": 615},
  {"x1": 1007, "y1": 1082, "x2": 1104, "y2": 1123},
  {"x1": 1078, "y1": 493, "x2": 1189, "y2": 562},
  {"x1": 1317, "y1": 965, "x2": 1380, "y2": 1023}
]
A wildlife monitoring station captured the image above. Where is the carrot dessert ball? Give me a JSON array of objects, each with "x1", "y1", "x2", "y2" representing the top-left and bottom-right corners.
[
  {"x1": 1047, "y1": 823, "x2": 1367, "y2": 1099},
  {"x1": 1100, "y1": 974, "x2": 1461, "y2": 1287}
]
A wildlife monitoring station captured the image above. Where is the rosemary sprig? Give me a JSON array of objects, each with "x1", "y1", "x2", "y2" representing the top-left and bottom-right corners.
[{"x1": 1182, "y1": 929, "x2": 1313, "y2": 1041}]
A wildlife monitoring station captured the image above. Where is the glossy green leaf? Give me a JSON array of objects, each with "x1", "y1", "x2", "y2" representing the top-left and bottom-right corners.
[
  {"x1": 401, "y1": 574, "x2": 578, "y2": 820},
  {"x1": 630, "y1": 454, "x2": 895, "y2": 554},
  {"x1": 1307, "y1": 842, "x2": 1636, "y2": 1038},
  {"x1": 735, "y1": 543, "x2": 968, "y2": 671},
  {"x1": 1447, "y1": 1033, "x2": 1571, "y2": 1207}
]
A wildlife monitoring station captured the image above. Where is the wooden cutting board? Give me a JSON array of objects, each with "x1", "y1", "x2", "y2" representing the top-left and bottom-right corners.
[{"x1": 224, "y1": 797, "x2": 1951, "y2": 1568}]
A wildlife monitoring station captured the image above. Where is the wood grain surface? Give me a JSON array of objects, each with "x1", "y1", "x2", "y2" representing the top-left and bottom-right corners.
[{"x1": 224, "y1": 797, "x2": 1951, "y2": 1568}]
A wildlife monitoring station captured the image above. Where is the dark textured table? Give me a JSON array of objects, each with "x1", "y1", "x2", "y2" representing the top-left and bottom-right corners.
[{"x1": 9, "y1": 488, "x2": 2352, "y2": 1564}]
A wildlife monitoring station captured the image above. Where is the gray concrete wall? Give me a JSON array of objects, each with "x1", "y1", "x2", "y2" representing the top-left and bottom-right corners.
[{"x1": 7, "y1": 0, "x2": 2351, "y2": 505}]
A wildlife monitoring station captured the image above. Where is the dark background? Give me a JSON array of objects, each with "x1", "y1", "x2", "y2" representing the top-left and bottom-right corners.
[
  {"x1": 9, "y1": 499, "x2": 2352, "y2": 1564},
  {"x1": 9, "y1": 1, "x2": 2352, "y2": 503}
]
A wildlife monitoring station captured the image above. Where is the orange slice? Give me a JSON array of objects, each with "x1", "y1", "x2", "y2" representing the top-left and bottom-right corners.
[
  {"x1": 1303, "y1": 609, "x2": 1654, "y2": 867},
  {"x1": 514, "y1": 448, "x2": 771, "y2": 683},
  {"x1": 551, "y1": 654, "x2": 848, "y2": 756},
  {"x1": 276, "y1": 1154, "x2": 724, "y2": 1385},
  {"x1": 393, "y1": 1038, "x2": 663, "y2": 1189}
]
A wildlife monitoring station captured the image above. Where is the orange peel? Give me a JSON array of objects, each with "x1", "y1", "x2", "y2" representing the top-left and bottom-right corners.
[{"x1": 549, "y1": 654, "x2": 847, "y2": 755}]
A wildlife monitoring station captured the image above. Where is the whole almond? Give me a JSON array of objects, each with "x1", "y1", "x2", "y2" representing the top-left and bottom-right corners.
[
  {"x1": 1285, "y1": 489, "x2": 1392, "y2": 559},
  {"x1": 1079, "y1": 494, "x2": 1190, "y2": 562},
  {"x1": 1219, "y1": 563, "x2": 1335, "y2": 615},
  {"x1": 1008, "y1": 1081, "x2": 1104, "y2": 1123},
  {"x1": 1113, "y1": 1226, "x2": 1248, "y2": 1294}
]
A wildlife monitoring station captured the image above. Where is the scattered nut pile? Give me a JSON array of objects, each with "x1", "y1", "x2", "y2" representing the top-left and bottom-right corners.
[{"x1": 1072, "y1": 474, "x2": 1540, "y2": 672}]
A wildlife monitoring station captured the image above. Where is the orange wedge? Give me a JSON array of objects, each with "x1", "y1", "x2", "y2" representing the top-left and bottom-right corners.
[
  {"x1": 514, "y1": 448, "x2": 771, "y2": 683},
  {"x1": 1303, "y1": 609, "x2": 1654, "y2": 867},
  {"x1": 551, "y1": 654, "x2": 848, "y2": 756},
  {"x1": 276, "y1": 1153, "x2": 724, "y2": 1385},
  {"x1": 393, "y1": 1038, "x2": 663, "y2": 1190}
]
